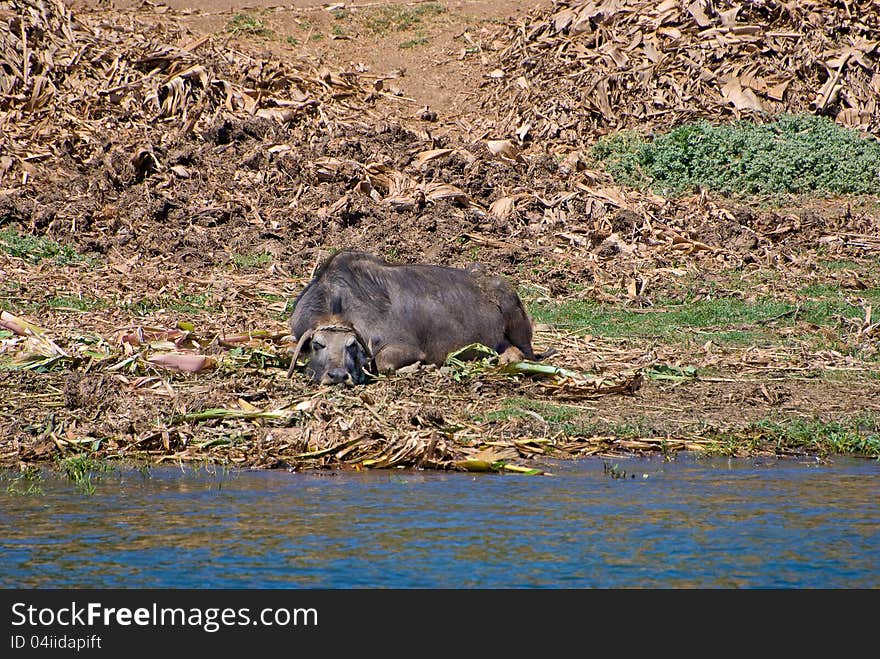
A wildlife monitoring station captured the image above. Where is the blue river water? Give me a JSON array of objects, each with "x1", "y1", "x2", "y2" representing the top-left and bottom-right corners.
[{"x1": 1, "y1": 454, "x2": 878, "y2": 588}]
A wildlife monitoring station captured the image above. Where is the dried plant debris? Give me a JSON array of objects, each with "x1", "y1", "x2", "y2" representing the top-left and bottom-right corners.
[
  {"x1": 1, "y1": 0, "x2": 879, "y2": 472},
  {"x1": 0, "y1": 0, "x2": 372, "y2": 186},
  {"x1": 482, "y1": 0, "x2": 880, "y2": 143}
]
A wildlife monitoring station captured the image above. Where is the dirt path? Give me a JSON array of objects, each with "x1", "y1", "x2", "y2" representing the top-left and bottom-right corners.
[{"x1": 70, "y1": 0, "x2": 551, "y2": 121}]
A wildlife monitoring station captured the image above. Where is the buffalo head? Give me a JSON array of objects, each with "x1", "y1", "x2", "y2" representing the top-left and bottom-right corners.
[{"x1": 288, "y1": 323, "x2": 372, "y2": 386}]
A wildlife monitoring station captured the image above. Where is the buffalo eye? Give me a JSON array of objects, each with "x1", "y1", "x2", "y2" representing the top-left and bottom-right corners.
[
  {"x1": 312, "y1": 338, "x2": 326, "y2": 350},
  {"x1": 345, "y1": 336, "x2": 357, "y2": 348}
]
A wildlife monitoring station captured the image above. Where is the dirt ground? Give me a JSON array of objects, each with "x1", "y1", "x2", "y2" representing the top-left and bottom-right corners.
[
  {"x1": 68, "y1": 0, "x2": 547, "y2": 121},
  {"x1": 1, "y1": 0, "x2": 879, "y2": 472}
]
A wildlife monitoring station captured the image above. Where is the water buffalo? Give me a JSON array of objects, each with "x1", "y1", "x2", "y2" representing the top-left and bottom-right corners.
[{"x1": 287, "y1": 250, "x2": 540, "y2": 385}]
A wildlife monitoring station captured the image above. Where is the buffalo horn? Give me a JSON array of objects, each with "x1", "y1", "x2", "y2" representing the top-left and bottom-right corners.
[{"x1": 287, "y1": 328, "x2": 314, "y2": 377}]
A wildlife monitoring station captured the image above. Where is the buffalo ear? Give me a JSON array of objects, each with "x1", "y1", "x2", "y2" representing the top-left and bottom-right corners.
[
  {"x1": 287, "y1": 328, "x2": 314, "y2": 377},
  {"x1": 349, "y1": 325, "x2": 373, "y2": 359},
  {"x1": 351, "y1": 327, "x2": 376, "y2": 381}
]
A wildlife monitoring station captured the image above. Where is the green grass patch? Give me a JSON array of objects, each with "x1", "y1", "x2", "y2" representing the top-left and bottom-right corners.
[
  {"x1": 5, "y1": 465, "x2": 43, "y2": 496},
  {"x1": 58, "y1": 454, "x2": 114, "y2": 496},
  {"x1": 363, "y1": 2, "x2": 446, "y2": 34},
  {"x1": 529, "y1": 286, "x2": 880, "y2": 345},
  {"x1": 124, "y1": 288, "x2": 217, "y2": 316},
  {"x1": 0, "y1": 229, "x2": 86, "y2": 265},
  {"x1": 231, "y1": 252, "x2": 272, "y2": 269},
  {"x1": 800, "y1": 283, "x2": 880, "y2": 303},
  {"x1": 823, "y1": 259, "x2": 864, "y2": 271},
  {"x1": 591, "y1": 114, "x2": 880, "y2": 196},
  {"x1": 167, "y1": 291, "x2": 215, "y2": 314},
  {"x1": 400, "y1": 33, "x2": 429, "y2": 48},
  {"x1": 711, "y1": 415, "x2": 880, "y2": 458},
  {"x1": 226, "y1": 12, "x2": 273, "y2": 37},
  {"x1": 6, "y1": 287, "x2": 222, "y2": 316},
  {"x1": 0, "y1": 279, "x2": 22, "y2": 297},
  {"x1": 529, "y1": 297, "x2": 794, "y2": 341},
  {"x1": 253, "y1": 291, "x2": 284, "y2": 303},
  {"x1": 46, "y1": 295, "x2": 108, "y2": 312},
  {"x1": 690, "y1": 329, "x2": 768, "y2": 346}
]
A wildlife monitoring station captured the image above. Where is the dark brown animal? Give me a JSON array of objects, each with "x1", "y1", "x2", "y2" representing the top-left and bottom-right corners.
[{"x1": 287, "y1": 250, "x2": 540, "y2": 385}]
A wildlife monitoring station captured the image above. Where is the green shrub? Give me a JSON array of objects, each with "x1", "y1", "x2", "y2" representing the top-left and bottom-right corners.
[{"x1": 591, "y1": 114, "x2": 880, "y2": 196}]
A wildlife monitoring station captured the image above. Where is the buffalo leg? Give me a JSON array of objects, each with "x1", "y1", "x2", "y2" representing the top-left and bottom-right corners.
[
  {"x1": 373, "y1": 344, "x2": 428, "y2": 373},
  {"x1": 504, "y1": 313, "x2": 536, "y2": 360},
  {"x1": 494, "y1": 284, "x2": 536, "y2": 359},
  {"x1": 498, "y1": 345, "x2": 525, "y2": 366}
]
